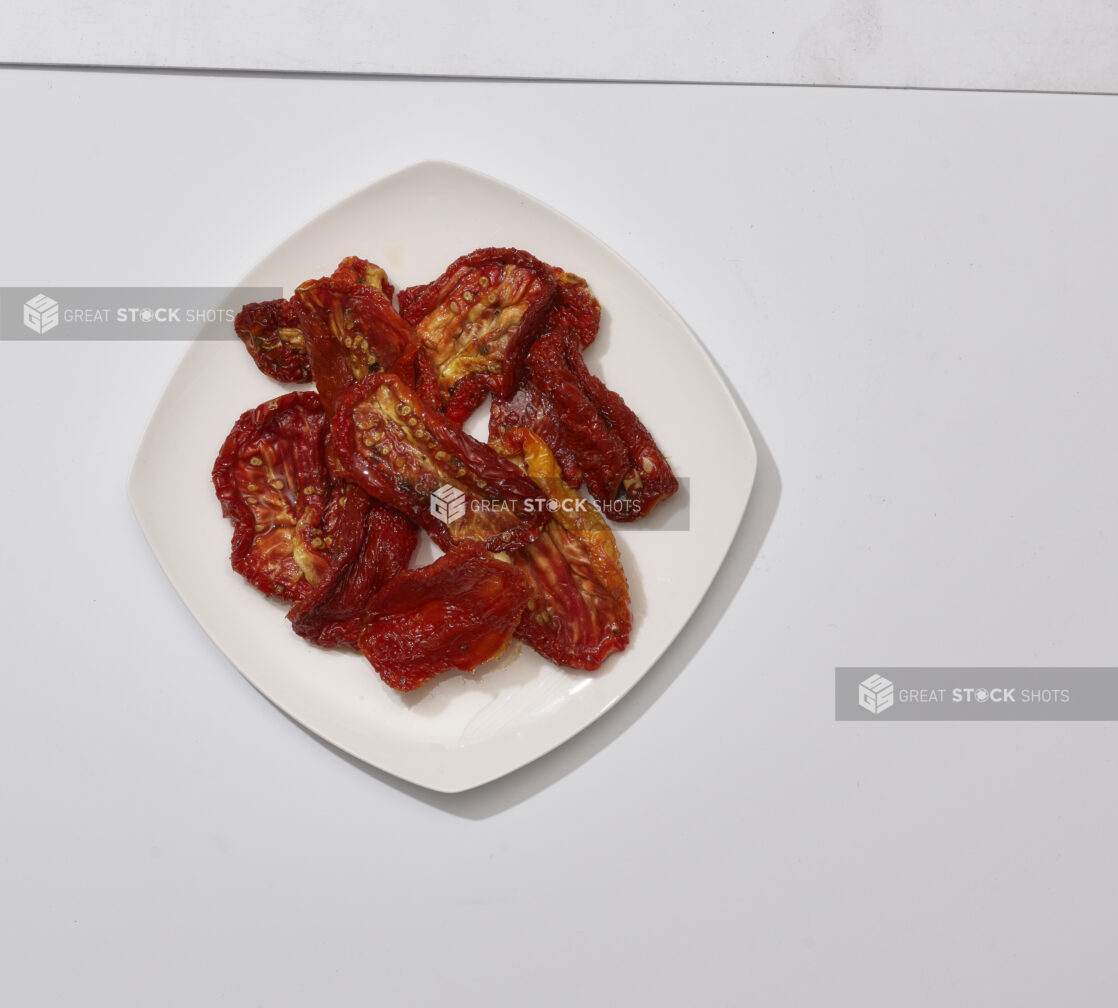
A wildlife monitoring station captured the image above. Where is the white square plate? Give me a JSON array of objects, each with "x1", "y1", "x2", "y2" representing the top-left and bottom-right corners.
[{"x1": 128, "y1": 161, "x2": 756, "y2": 792}]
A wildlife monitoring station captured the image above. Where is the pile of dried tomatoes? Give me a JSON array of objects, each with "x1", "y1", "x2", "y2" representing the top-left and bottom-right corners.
[{"x1": 213, "y1": 248, "x2": 677, "y2": 692}]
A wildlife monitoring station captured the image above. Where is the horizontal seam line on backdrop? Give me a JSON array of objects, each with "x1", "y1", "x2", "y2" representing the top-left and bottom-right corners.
[{"x1": 1, "y1": 61, "x2": 1117, "y2": 98}]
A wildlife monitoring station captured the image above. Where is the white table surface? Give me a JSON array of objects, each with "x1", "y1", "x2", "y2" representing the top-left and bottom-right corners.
[
  {"x1": 5, "y1": 0, "x2": 1118, "y2": 93},
  {"x1": 2, "y1": 68, "x2": 1116, "y2": 1005}
]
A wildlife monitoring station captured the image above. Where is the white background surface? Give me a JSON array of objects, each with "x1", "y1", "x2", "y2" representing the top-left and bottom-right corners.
[
  {"x1": 5, "y1": 0, "x2": 1118, "y2": 92},
  {"x1": 2, "y1": 67, "x2": 1117, "y2": 1005}
]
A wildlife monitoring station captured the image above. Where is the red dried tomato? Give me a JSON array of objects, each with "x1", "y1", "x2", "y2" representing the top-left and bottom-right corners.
[
  {"x1": 489, "y1": 377, "x2": 583, "y2": 488},
  {"x1": 524, "y1": 327, "x2": 629, "y2": 502},
  {"x1": 495, "y1": 430, "x2": 631, "y2": 669},
  {"x1": 493, "y1": 327, "x2": 677, "y2": 521},
  {"x1": 294, "y1": 277, "x2": 416, "y2": 416},
  {"x1": 234, "y1": 256, "x2": 398, "y2": 386},
  {"x1": 545, "y1": 266, "x2": 600, "y2": 349},
  {"x1": 287, "y1": 489, "x2": 418, "y2": 648},
  {"x1": 212, "y1": 391, "x2": 335, "y2": 601},
  {"x1": 357, "y1": 544, "x2": 531, "y2": 692},
  {"x1": 395, "y1": 247, "x2": 557, "y2": 422},
  {"x1": 234, "y1": 298, "x2": 311, "y2": 384},
  {"x1": 331, "y1": 372, "x2": 548, "y2": 553},
  {"x1": 329, "y1": 255, "x2": 395, "y2": 301}
]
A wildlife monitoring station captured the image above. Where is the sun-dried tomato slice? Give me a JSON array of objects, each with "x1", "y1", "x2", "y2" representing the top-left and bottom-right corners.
[
  {"x1": 391, "y1": 343, "x2": 443, "y2": 412},
  {"x1": 234, "y1": 298, "x2": 311, "y2": 384},
  {"x1": 395, "y1": 282, "x2": 426, "y2": 324},
  {"x1": 565, "y1": 336, "x2": 678, "y2": 522},
  {"x1": 329, "y1": 255, "x2": 395, "y2": 300},
  {"x1": 495, "y1": 430, "x2": 631, "y2": 669},
  {"x1": 489, "y1": 375, "x2": 585, "y2": 489},
  {"x1": 493, "y1": 328, "x2": 677, "y2": 522},
  {"x1": 399, "y1": 258, "x2": 598, "y2": 348},
  {"x1": 525, "y1": 328, "x2": 629, "y2": 502},
  {"x1": 212, "y1": 391, "x2": 336, "y2": 601},
  {"x1": 234, "y1": 257, "x2": 397, "y2": 386},
  {"x1": 332, "y1": 372, "x2": 548, "y2": 553},
  {"x1": 294, "y1": 277, "x2": 416, "y2": 416},
  {"x1": 357, "y1": 545, "x2": 531, "y2": 692},
  {"x1": 287, "y1": 490, "x2": 418, "y2": 648},
  {"x1": 395, "y1": 247, "x2": 557, "y2": 422},
  {"x1": 546, "y1": 266, "x2": 600, "y2": 349}
]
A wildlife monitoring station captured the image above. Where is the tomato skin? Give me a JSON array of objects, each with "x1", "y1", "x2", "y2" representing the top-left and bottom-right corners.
[
  {"x1": 563, "y1": 329, "x2": 678, "y2": 522},
  {"x1": 545, "y1": 266, "x2": 600, "y2": 349},
  {"x1": 287, "y1": 491, "x2": 418, "y2": 648},
  {"x1": 331, "y1": 372, "x2": 548, "y2": 554},
  {"x1": 490, "y1": 377, "x2": 582, "y2": 487},
  {"x1": 493, "y1": 430, "x2": 631, "y2": 670},
  {"x1": 234, "y1": 298, "x2": 312, "y2": 384},
  {"x1": 214, "y1": 390, "x2": 420, "y2": 642},
  {"x1": 492, "y1": 328, "x2": 677, "y2": 522},
  {"x1": 524, "y1": 327, "x2": 629, "y2": 503},
  {"x1": 212, "y1": 391, "x2": 334, "y2": 602},
  {"x1": 234, "y1": 256, "x2": 399, "y2": 387},
  {"x1": 392, "y1": 343, "x2": 447, "y2": 419},
  {"x1": 329, "y1": 255, "x2": 395, "y2": 301},
  {"x1": 396, "y1": 247, "x2": 557, "y2": 422},
  {"x1": 357, "y1": 544, "x2": 531, "y2": 692},
  {"x1": 395, "y1": 282, "x2": 426, "y2": 324},
  {"x1": 400, "y1": 254, "x2": 599, "y2": 349},
  {"x1": 294, "y1": 277, "x2": 416, "y2": 417}
]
